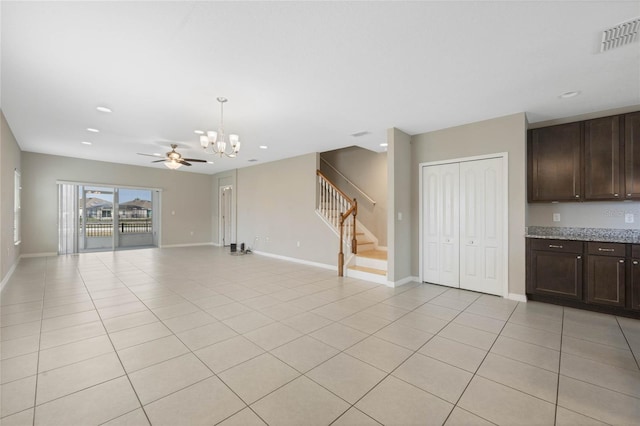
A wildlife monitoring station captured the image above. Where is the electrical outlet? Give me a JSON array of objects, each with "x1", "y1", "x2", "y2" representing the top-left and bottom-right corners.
[
  {"x1": 625, "y1": 213, "x2": 634, "y2": 223},
  {"x1": 553, "y1": 213, "x2": 561, "y2": 222}
]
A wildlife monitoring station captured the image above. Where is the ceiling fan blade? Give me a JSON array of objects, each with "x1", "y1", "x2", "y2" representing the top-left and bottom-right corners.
[
  {"x1": 137, "y1": 153, "x2": 163, "y2": 158},
  {"x1": 151, "y1": 159, "x2": 166, "y2": 163},
  {"x1": 183, "y1": 158, "x2": 207, "y2": 163},
  {"x1": 179, "y1": 160, "x2": 192, "y2": 166}
]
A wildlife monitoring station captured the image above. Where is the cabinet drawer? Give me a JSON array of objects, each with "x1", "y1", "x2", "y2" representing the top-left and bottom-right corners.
[
  {"x1": 587, "y1": 242, "x2": 626, "y2": 257},
  {"x1": 633, "y1": 245, "x2": 640, "y2": 258},
  {"x1": 530, "y1": 239, "x2": 583, "y2": 253}
]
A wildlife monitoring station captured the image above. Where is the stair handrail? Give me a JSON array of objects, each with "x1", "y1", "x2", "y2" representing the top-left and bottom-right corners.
[
  {"x1": 320, "y1": 158, "x2": 376, "y2": 205},
  {"x1": 317, "y1": 170, "x2": 358, "y2": 276}
]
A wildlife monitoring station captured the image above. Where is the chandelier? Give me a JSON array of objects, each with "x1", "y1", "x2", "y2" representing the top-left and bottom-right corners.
[{"x1": 199, "y1": 97, "x2": 241, "y2": 158}]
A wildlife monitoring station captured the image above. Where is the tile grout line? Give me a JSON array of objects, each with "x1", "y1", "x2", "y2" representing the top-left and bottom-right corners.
[
  {"x1": 30, "y1": 258, "x2": 50, "y2": 426},
  {"x1": 615, "y1": 316, "x2": 640, "y2": 371},
  {"x1": 76, "y1": 256, "x2": 154, "y2": 426}
]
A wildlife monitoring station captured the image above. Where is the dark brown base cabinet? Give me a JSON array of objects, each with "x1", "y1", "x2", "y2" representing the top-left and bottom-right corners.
[
  {"x1": 586, "y1": 244, "x2": 625, "y2": 307},
  {"x1": 528, "y1": 239, "x2": 582, "y2": 300},
  {"x1": 632, "y1": 245, "x2": 640, "y2": 311},
  {"x1": 527, "y1": 239, "x2": 640, "y2": 318}
]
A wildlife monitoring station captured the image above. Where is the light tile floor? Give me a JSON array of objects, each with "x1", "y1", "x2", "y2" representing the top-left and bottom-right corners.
[{"x1": 1, "y1": 246, "x2": 640, "y2": 425}]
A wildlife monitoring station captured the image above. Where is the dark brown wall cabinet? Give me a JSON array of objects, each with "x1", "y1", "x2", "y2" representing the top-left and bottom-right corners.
[
  {"x1": 528, "y1": 111, "x2": 639, "y2": 202},
  {"x1": 584, "y1": 116, "x2": 623, "y2": 200},
  {"x1": 527, "y1": 239, "x2": 583, "y2": 300},
  {"x1": 625, "y1": 112, "x2": 640, "y2": 199},
  {"x1": 631, "y1": 245, "x2": 640, "y2": 311},
  {"x1": 528, "y1": 123, "x2": 582, "y2": 202},
  {"x1": 586, "y1": 242, "x2": 625, "y2": 307}
]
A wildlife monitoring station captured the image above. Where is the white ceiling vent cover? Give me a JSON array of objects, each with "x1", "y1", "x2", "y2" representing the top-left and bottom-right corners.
[{"x1": 600, "y1": 17, "x2": 640, "y2": 52}]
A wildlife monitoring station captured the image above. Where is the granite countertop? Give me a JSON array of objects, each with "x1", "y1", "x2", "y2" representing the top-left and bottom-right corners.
[{"x1": 526, "y1": 226, "x2": 640, "y2": 244}]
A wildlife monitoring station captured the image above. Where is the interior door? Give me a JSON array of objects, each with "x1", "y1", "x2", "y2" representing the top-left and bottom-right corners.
[
  {"x1": 460, "y1": 157, "x2": 503, "y2": 295},
  {"x1": 423, "y1": 163, "x2": 460, "y2": 287},
  {"x1": 221, "y1": 186, "x2": 233, "y2": 246}
]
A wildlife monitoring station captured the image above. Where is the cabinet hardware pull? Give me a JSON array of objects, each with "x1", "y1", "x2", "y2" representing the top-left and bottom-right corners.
[
  {"x1": 548, "y1": 244, "x2": 563, "y2": 249},
  {"x1": 577, "y1": 256, "x2": 581, "y2": 260},
  {"x1": 598, "y1": 248, "x2": 615, "y2": 252},
  {"x1": 619, "y1": 259, "x2": 625, "y2": 263},
  {"x1": 614, "y1": 193, "x2": 619, "y2": 197},
  {"x1": 634, "y1": 261, "x2": 639, "y2": 265},
  {"x1": 628, "y1": 194, "x2": 632, "y2": 197},
  {"x1": 575, "y1": 195, "x2": 580, "y2": 198}
]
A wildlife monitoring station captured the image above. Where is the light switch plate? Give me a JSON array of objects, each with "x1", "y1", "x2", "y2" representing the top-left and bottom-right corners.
[
  {"x1": 625, "y1": 213, "x2": 634, "y2": 223},
  {"x1": 553, "y1": 213, "x2": 561, "y2": 222}
]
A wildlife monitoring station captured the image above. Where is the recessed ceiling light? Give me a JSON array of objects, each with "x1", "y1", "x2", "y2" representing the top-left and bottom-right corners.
[
  {"x1": 81, "y1": 141, "x2": 92, "y2": 145},
  {"x1": 380, "y1": 143, "x2": 388, "y2": 147},
  {"x1": 559, "y1": 91, "x2": 580, "y2": 99},
  {"x1": 207, "y1": 161, "x2": 214, "y2": 164},
  {"x1": 86, "y1": 128, "x2": 100, "y2": 133},
  {"x1": 194, "y1": 130, "x2": 204, "y2": 135},
  {"x1": 259, "y1": 145, "x2": 268, "y2": 149},
  {"x1": 96, "y1": 106, "x2": 112, "y2": 113}
]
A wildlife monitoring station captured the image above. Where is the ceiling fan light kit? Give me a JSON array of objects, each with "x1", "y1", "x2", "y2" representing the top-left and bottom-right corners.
[
  {"x1": 138, "y1": 144, "x2": 207, "y2": 170},
  {"x1": 200, "y1": 97, "x2": 241, "y2": 158}
]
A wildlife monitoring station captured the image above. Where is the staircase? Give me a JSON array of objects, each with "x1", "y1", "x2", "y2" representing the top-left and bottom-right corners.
[
  {"x1": 347, "y1": 233, "x2": 388, "y2": 284},
  {"x1": 316, "y1": 170, "x2": 388, "y2": 284}
]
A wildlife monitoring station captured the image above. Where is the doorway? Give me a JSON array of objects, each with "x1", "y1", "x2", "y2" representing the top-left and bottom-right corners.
[
  {"x1": 419, "y1": 154, "x2": 508, "y2": 297},
  {"x1": 220, "y1": 185, "x2": 234, "y2": 246}
]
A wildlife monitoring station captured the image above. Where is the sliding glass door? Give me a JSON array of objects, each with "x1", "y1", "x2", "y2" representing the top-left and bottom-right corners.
[{"x1": 59, "y1": 183, "x2": 159, "y2": 254}]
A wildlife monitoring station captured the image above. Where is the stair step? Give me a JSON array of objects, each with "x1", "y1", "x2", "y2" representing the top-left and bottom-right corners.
[
  {"x1": 356, "y1": 249, "x2": 387, "y2": 261},
  {"x1": 348, "y1": 265, "x2": 387, "y2": 276}
]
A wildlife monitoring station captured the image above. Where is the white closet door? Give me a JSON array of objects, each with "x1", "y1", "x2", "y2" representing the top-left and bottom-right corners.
[
  {"x1": 459, "y1": 157, "x2": 503, "y2": 295},
  {"x1": 423, "y1": 163, "x2": 460, "y2": 287}
]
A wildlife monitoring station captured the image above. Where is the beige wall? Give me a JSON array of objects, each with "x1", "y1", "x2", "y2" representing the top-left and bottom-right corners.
[
  {"x1": 388, "y1": 128, "x2": 412, "y2": 282},
  {"x1": 21, "y1": 152, "x2": 213, "y2": 255},
  {"x1": 321, "y1": 146, "x2": 388, "y2": 246},
  {"x1": 528, "y1": 105, "x2": 640, "y2": 230},
  {"x1": 410, "y1": 113, "x2": 527, "y2": 296},
  {"x1": 1, "y1": 112, "x2": 22, "y2": 283},
  {"x1": 236, "y1": 153, "x2": 338, "y2": 266}
]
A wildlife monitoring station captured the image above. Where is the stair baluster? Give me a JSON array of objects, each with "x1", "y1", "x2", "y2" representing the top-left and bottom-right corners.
[{"x1": 316, "y1": 170, "x2": 358, "y2": 276}]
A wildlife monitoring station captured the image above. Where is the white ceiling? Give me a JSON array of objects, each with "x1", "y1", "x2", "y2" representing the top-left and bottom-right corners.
[{"x1": 2, "y1": 1, "x2": 639, "y2": 175}]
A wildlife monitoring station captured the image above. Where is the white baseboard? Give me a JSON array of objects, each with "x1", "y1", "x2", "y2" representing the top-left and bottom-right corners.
[
  {"x1": 388, "y1": 276, "x2": 419, "y2": 288},
  {"x1": 20, "y1": 252, "x2": 57, "y2": 258},
  {"x1": 0, "y1": 258, "x2": 20, "y2": 292},
  {"x1": 252, "y1": 250, "x2": 335, "y2": 271},
  {"x1": 211, "y1": 242, "x2": 223, "y2": 247},
  {"x1": 507, "y1": 293, "x2": 527, "y2": 302},
  {"x1": 159, "y1": 243, "x2": 215, "y2": 248}
]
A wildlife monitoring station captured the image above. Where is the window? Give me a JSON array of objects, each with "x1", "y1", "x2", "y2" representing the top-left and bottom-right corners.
[{"x1": 14, "y1": 170, "x2": 21, "y2": 245}]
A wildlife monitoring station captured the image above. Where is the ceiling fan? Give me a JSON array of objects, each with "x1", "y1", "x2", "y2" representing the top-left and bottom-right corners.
[{"x1": 137, "y1": 144, "x2": 207, "y2": 169}]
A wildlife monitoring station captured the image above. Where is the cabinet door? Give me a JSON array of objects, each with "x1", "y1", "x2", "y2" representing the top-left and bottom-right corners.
[
  {"x1": 584, "y1": 116, "x2": 623, "y2": 200},
  {"x1": 586, "y1": 256, "x2": 625, "y2": 307},
  {"x1": 528, "y1": 123, "x2": 582, "y2": 202},
  {"x1": 625, "y1": 112, "x2": 640, "y2": 199},
  {"x1": 631, "y1": 259, "x2": 640, "y2": 311},
  {"x1": 529, "y1": 250, "x2": 582, "y2": 300}
]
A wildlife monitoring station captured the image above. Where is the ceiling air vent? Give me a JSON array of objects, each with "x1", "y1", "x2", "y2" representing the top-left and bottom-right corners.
[{"x1": 600, "y1": 17, "x2": 640, "y2": 52}]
